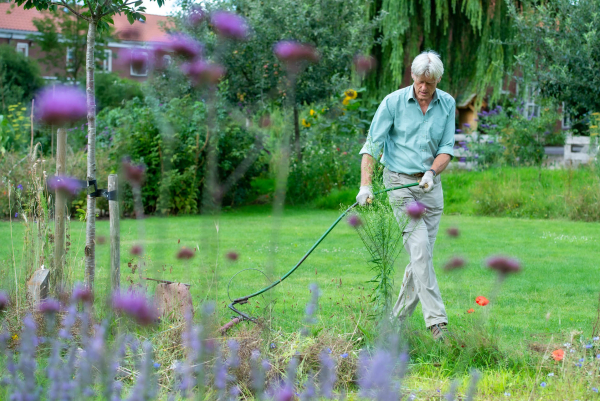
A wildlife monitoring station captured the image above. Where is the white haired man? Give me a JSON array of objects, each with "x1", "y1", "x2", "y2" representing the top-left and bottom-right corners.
[{"x1": 356, "y1": 51, "x2": 455, "y2": 340}]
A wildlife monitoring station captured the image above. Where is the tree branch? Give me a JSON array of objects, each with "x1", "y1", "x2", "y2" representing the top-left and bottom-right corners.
[{"x1": 52, "y1": 1, "x2": 89, "y2": 22}]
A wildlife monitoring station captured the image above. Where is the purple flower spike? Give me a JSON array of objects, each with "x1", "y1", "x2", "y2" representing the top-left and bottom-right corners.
[
  {"x1": 112, "y1": 290, "x2": 158, "y2": 326},
  {"x1": 211, "y1": 11, "x2": 249, "y2": 40},
  {"x1": 226, "y1": 251, "x2": 239, "y2": 261},
  {"x1": 274, "y1": 41, "x2": 319, "y2": 70},
  {"x1": 353, "y1": 54, "x2": 377, "y2": 76},
  {"x1": 181, "y1": 60, "x2": 225, "y2": 86},
  {"x1": 347, "y1": 214, "x2": 362, "y2": 228},
  {"x1": 455, "y1": 129, "x2": 462, "y2": 133},
  {"x1": 463, "y1": 123, "x2": 471, "y2": 128},
  {"x1": 39, "y1": 298, "x2": 61, "y2": 314},
  {"x1": 486, "y1": 256, "x2": 521, "y2": 274},
  {"x1": 187, "y1": 6, "x2": 206, "y2": 26},
  {"x1": 0, "y1": 291, "x2": 9, "y2": 312},
  {"x1": 405, "y1": 201, "x2": 426, "y2": 219},
  {"x1": 36, "y1": 85, "x2": 87, "y2": 125},
  {"x1": 177, "y1": 247, "x2": 195, "y2": 260},
  {"x1": 72, "y1": 284, "x2": 93, "y2": 304},
  {"x1": 47, "y1": 175, "x2": 84, "y2": 196},
  {"x1": 443, "y1": 256, "x2": 466, "y2": 271},
  {"x1": 167, "y1": 34, "x2": 202, "y2": 60}
]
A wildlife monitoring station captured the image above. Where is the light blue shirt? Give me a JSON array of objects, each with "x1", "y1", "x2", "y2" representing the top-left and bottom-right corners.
[{"x1": 359, "y1": 85, "x2": 456, "y2": 175}]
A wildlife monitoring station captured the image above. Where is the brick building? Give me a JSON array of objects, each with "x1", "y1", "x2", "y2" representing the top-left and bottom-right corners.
[{"x1": 0, "y1": 3, "x2": 171, "y2": 81}]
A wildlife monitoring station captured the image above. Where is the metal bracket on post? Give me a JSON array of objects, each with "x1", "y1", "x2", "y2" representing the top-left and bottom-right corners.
[{"x1": 87, "y1": 179, "x2": 117, "y2": 200}]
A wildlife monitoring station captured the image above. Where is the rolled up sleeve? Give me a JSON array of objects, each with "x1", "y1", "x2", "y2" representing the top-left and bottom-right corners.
[
  {"x1": 436, "y1": 101, "x2": 455, "y2": 158},
  {"x1": 359, "y1": 96, "x2": 394, "y2": 159}
]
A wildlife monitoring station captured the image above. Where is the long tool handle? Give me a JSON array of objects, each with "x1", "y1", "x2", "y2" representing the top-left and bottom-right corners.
[{"x1": 231, "y1": 182, "x2": 419, "y2": 304}]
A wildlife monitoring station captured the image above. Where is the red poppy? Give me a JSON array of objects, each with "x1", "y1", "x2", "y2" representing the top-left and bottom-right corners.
[
  {"x1": 475, "y1": 296, "x2": 489, "y2": 306},
  {"x1": 552, "y1": 349, "x2": 564, "y2": 361},
  {"x1": 467, "y1": 308, "x2": 475, "y2": 313}
]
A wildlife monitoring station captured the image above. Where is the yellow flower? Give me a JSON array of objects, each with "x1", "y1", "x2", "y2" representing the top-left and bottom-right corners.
[
  {"x1": 592, "y1": 112, "x2": 600, "y2": 116},
  {"x1": 344, "y1": 89, "x2": 357, "y2": 99},
  {"x1": 342, "y1": 97, "x2": 351, "y2": 106},
  {"x1": 301, "y1": 118, "x2": 311, "y2": 128},
  {"x1": 310, "y1": 109, "x2": 315, "y2": 116},
  {"x1": 591, "y1": 125, "x2": 598, "y2": 129},
  {"x1": 12, "y1": 334, "x2": 18, "y2": 341}
]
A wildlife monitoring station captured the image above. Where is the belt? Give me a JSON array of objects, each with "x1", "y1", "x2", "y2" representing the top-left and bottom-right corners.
[{"x1": 406, "y1": 172, "x2": 425, "y2": 178}]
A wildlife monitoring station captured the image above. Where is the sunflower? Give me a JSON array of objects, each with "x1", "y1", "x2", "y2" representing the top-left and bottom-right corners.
[
  {"x1": 344, "y1": 89, "x2": 357, "y2": 99},
  {"x1": 310, "y1": 109, "x2": 316, "y2": 116},
  {"x1": 342, "y1": 97, "x2": 351, "y2": 106},
  {"x1": 301, "y1": 118, "x2": 311, "y2": 128}
]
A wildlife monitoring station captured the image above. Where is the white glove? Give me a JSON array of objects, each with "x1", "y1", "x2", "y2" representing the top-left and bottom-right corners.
[
  {"x1": 356, "y1": 185, "x2": 374, "y2": 206},
  {"x1": 419, "y1": 171, "x2": 434, "y2": 193}
]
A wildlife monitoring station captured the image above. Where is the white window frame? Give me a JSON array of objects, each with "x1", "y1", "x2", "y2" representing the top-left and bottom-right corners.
[
  {"x1": 101, "y1": 49, "x2": 112, "y2": 73},
  {"x1": 524, "y1": 84, "x2": 540, "y2": 119},
  {"x1": 16, "y1": 42, "x2": 29, "y2": 57},
  {"x1": 130, "y1": 51, "x2": 149, "y2": 77},
  {"x1": 66, "y1": 47, "x2": 75, "y2": 72}
]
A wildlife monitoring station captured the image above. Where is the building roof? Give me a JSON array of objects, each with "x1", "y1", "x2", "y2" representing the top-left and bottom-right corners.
[{"x1": 0, "y1": 3, "x2": 172, "y2": 42}]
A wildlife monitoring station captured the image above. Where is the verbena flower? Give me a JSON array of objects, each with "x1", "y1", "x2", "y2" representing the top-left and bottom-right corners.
[
  {"x1": 274, "y1": 41, "x2": 319, "y2": 71},
  {"x1": 353, "y1": 54, "x2": 376, "y2": 76},
  {"x1": 443, "y1": 256, "x2": 466, "y2": 271},
  {"x1": 405, "y1": 201, "x2": 426, "y2": 219},
  {"x1": 17, "y1": 184, "x2": 23, "y2": 191},
  {"x1": 130, "y1": 244, "x2": 143, "y2": 256},
  {"x1": 112, "y1": 290, "x2": 158, "y2": 325},
  {"x1": 36, "y1": 85, "x2": 87, "y2": 125},
  {"x1": 181, "y1": 60, "x2": 225, "y2": 86},
  {"x1": 122, "y1": 157, "x2": 146, "y2": 185},
  {"x1": 463, "y1": 123, "x2": 471, "y2": 128},
  {"x1": 47, "y1": 175, "x2": 84, "y2": 196},
  {"x1": 167, "y1": 34, "x2": 203, "y2": 60},
  {"x1": 475, "y1": 296, "x2": 489, "y2": 306},
  {"x1": 187, "y1": 6, "x2": 206, "y2": 26},
  {"x1": 177, "y1": 247, "x2": 195, "y2": 260},
  {"x1": 486, "y1": 256, "x2": 522, "y2": 274},
  {"x1": 72, "y1": 284, "x2": 93, "y2": 304},
  {"x1": 211, "y1": 11, "x2": 249, "y2": 40},
  {"x1": 347, "y1": 214, "x2": 362, "y2": 227},
  {"x1": 39, "y1": 298, "x2": 61, "y2": 315},
  {"x1": 318, "y1": 350, "x2": 336, "y2": 398}
]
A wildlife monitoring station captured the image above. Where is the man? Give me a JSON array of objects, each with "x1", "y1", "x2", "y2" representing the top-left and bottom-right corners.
[{"x1": 356, "y1": 51, "x2": 455, "y2": 340}]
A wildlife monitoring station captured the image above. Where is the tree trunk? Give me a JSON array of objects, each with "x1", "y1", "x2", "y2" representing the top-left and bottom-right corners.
[
  {"x1": 84, "y1": 21, "x2": 97, "y2": 290},
  {"x1": 54, "y1": 128, "x2": 67, "y2": 293},
  {"x1": 293, "y1": 104, "x2": 301, "y2": 162}
]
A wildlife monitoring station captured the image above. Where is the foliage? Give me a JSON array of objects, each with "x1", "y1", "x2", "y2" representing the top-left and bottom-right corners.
[
  {"x1": 465, "y1": 99, "x2": 563, "y2": 168},
  {"x1": 367, "y1": 0, "x2": 517, "y2": 103},
  {"x1": 0, "y1": 45, "x2": 43, "y2": 116},
  {"x1": 91, "y1": 72, "x2": 144, "y2": 111},
  {"x1": 177, "y1": 0, "x2": 377, "y2": 110},
  {"x1": 29, "y1": 1, "x2": 112, "y2": 81},
  {"x1": 511, "y1": 0, "x2": 600, "y2": 132}
]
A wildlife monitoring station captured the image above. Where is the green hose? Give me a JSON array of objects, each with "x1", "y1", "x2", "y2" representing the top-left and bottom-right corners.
[{"x1": 228, "y1": 182, "x2": 419, "y2": 318}]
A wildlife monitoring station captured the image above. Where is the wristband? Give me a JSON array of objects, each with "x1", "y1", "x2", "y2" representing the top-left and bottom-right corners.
[{"x1": 429, "y1": 168, "x2": 437, "y2": 177}]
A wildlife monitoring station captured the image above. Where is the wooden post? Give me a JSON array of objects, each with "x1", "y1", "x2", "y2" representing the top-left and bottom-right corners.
[
  {"x1": 54, "y1": 127, "x2": 67, "y2": 292},
  {"x1": 109, "y1": 174, "x2": 120, "y2": 292}
]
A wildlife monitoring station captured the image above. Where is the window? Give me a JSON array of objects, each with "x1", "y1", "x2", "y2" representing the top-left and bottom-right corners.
[
  {"x1": 561, "y1": 102, "x2": 572, "y2": 129},
  {"x1": 524, "y1": 85, "x2": 540, "y2": 119},
  {"x1": 66, "y1": 47, "x2": 75, "y2": 71},
  {"x1": 101, "y1": 49, "x2": 112, "y2": 72},
  {"x1": 130, "y1": 51, "x2": 148, "y2": 76},
  {"x1": 16, "y1": 43, "x2": 29, "y2": 57}
]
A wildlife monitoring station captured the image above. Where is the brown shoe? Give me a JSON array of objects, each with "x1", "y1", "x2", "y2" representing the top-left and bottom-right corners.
[{"x1": 429, "y1": 323, "x2": 449, "y2": 340}]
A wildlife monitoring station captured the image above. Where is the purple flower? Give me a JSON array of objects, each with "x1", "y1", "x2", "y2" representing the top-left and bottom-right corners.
[
  {"x1": 347, "y1": 214, "x2": 362, "y2": 227},
  {"x1": 444, "y1": 256, "x2": 466, "y2": 271},
  {"x1": 405, "y1": 201, "x2": 426, "y2": 219},
  {"x1": 481, "y1": 123, "x2": 489, "y2": 129},
  {"x1": 14, "y1": 212, "x2": 18, "y2": 218},
  {"x1": 177, "y1": 247, "x2": 195, "y2": 260},
  {"x1": 274, "y1": 41, "x2": 319, "y2": 71},
  {"x1": 150, "y1": 42, "x2": 172, "y2": 69},
  {"x1": 181, "y1": 60, "x2": 225, "y2": 86},
  {"x1": 36, "y1": 85, "x2": 87, "y2": 125},
  {"x1": 585, "y1": 344, "x2": 593, "y2": 349},
  {"x1": 72, "y1": 284, "x2": 93, "y2": 304},
  {"x1": 459, "y1": 157, "x2": 466, "y2": 162},
  {"x1": 455, "y1": 129, "x2": 463, "y2": 133},
  {"x1": 16, "y1": 184, "x2": 23, "y2": 191},
  {"x1": 341, "y1": 353, "x2": 348, "y2": 358},
  {"x1": 47, "y1": 175, "x2": 84, "y2": 196},
  {"x1": 540, "y1": 382, "x2": 547, "y2": 388},
  {"x1": 353, "y1": 54, "x2": 377, "y2": 76},
  {"x1": 488, "y1": 140, "x2": 494, "y2": 144},
  {"x1": 447, "y1": 227, "x2": 460, "y2": 237},
  {"x1": 486, "y1": 256, "x2": 522, "y2": 274},
  {"x1": 39, "y1": 298, "x2": 61, "y2": 314},
  {"x1": 459, "y1": 141, "x2": 466, "y2": 146},
  {"x1": 593, "y1": 387, "x2": 599, "y2": 393},
  {"x1": 0, "y1": 291, "x2": 9, "y2": 311},
  {"x1": 211, "y1": 11, "x2": 249, "y2": 40},
  {"x1": 593, "y1": 337, "x2": 599, "y2": 341},
  {"x1": 226, "y1": 251, "x2": 239, "y2": 261},
  {"x1": 167, "y1": 34, "x2": 203, "y2": 60},
  {"x1": 130, "y1": 245, "x2": 143, "y2": 256},
  {"x1": 490, "y1": 124, "x2": 498, "y2": 128},
  {"x1": 153, "y1": 362, "x2": 161, "y2": 369},
  {"x1": 122, "y1": 157, "x2": 145, "y2": 185},
  {"x1": 112, "y1": 290, "x2": 157, "y2": 325},
  {"x1": 187, "y1": 6, "x2": 206, "y2": 26},
  {"x1": 463, "y1": 123, "x2": 471, "y2": 128},
  {"x1": 273, "y1": 385, "x2": 294, "y2": 401}
]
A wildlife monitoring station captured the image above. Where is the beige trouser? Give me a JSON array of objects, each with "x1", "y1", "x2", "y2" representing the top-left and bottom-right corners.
[{"x1": 383, "y1": 168, "x2": 448, "y2": 327}]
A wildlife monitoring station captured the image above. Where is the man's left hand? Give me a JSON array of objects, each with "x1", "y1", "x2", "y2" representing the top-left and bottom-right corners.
[{"x1": 419, "y1": 171, "x2": 434, "y2": 193}]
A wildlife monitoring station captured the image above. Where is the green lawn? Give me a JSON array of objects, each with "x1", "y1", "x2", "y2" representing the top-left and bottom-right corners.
[{"x1": 1, "y1": 207, "x2": 599, "y2": 352}]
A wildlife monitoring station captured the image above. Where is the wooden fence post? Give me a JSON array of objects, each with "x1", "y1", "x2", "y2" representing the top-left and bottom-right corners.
[
  {"x1": 54, "y1": 127, "x2": 67, "y2": 292},
  {"x1": 109, "y1": 174, "x2": 120, "y2": 292}
]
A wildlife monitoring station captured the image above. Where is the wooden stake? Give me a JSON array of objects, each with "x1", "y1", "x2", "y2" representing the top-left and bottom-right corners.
[
  {"x1": 109, "y1": 174, "x2": 120, "y2": 292},
  {"x1": 54, "y1": 128, "x2": 67, "y2": 291}
]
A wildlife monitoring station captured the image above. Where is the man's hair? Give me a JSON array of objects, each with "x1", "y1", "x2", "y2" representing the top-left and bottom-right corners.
[{"x1": 411, "y1": 51, "x2": 444, "y2": 81}]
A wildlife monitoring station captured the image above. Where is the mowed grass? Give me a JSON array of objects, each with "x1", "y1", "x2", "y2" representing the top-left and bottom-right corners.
[{"x1": 1, "y1": 206, "x2": 599, "y2": 353}]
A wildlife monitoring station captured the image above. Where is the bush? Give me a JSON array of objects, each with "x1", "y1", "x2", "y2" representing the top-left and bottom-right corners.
[
  {"x1": 0, "y1": 45, "x2": 43, "y2": 115},
  {"x1": 91, "y1": 72, "x2": 144, "y2": 111}
]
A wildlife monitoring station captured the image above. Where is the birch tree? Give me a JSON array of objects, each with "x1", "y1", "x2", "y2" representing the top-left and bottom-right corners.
[{"x1": 15, "y1": 0, "x2": 164, "y2": 291}]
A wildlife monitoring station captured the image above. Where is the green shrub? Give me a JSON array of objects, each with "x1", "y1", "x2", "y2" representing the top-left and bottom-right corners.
[
  {"x1": 91, "y1": 72, "x2": 144, "y2": 111},
  {"x1": 0, "y1": 45, "x2": 43, "y2": 115},
  {"x1": 314, "y1": 188, "x2": 356, "y2": 209}
]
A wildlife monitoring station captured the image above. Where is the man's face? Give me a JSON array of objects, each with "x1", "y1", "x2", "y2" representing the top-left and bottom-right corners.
[{"x1": 412, "y1": 74, "x2": 439, "y2": 102}]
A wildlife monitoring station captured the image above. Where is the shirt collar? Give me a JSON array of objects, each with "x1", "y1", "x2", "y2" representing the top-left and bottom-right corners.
[{"x1": 407, "y1": 85, "x2": 440, "y2": 104}]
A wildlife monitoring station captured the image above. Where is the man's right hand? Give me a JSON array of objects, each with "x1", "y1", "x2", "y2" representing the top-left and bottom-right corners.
[{"x1": 356, "y1": 185, "x2": 374, "y2": 206}]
